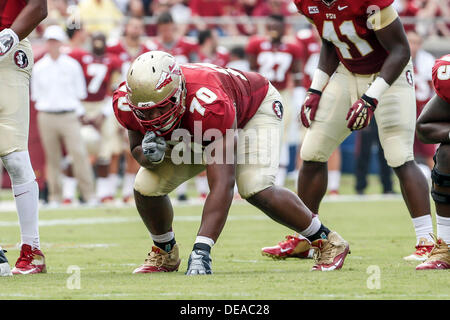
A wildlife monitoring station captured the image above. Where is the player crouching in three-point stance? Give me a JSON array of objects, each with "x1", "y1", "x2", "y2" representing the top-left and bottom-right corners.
[
  {"x1": 263, "y1": 0, "x2": 434, "y2": 262},
  {"x1": 415, "y1": 55, "x2": 450, "y2": 270},
  {"x1": 0, "y1": 0, "x2": 47, "y2": 276},
  {"x1": 112, "y1": 51, "x2": 350, "y2": 274}
]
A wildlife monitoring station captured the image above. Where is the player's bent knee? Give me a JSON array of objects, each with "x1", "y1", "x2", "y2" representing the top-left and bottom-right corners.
[
  {"x1": 134, "y1": 167, "x2": 166, "y2": 197},
  {"x1": 434, "y1": 145, "x2": 450, "y2": 172},
  {"x1": 237, "y1": 169, "x2": 274, "y2": 199},
  {"x1": 383, "y1": 144, "x2": 414, "y2": 168},
  {"x1": 1, "y1": 151, "x2": 36, "y2": 186},
  {"x1": 300, "y1": 142, "x2": 331, "y2": 163}
]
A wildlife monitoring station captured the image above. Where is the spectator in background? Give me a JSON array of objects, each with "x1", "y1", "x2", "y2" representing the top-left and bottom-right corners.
[
  {"x1": 227, "y1": 46, "x2": 250, "y2": 71},
  {"x1": 252, "y1": 0, "x2": 292, "y2": 17},
  {"x1": 189, "y1": 0, "x2": 231, "y2": 35},
  {"x1": 149, "y1": 11, "x2": 198, "y2": 64},
  {"x1": 77, "y1": 0, "x2": 123, "y2": 38},
  {"x1": 354, "y1": 119, "x2": 394, "y2": 195},
  {"x1": 407, "y1": 30, "x2": 436, "y2": 178},
  {"x1": 32, "y1": 25, "x2": 96, "y2": 207},
  {"x1": 196, "y1": 29, "x2": 230, "y2": 67}
]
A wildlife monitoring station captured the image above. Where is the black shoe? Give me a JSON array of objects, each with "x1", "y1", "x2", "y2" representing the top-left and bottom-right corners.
[
  {"x1": 0, "y1": 247, "x2": 12, "y2": 276},
  {"x1": 177, "y1": 194, "x2": 188, "y2": 202},
  {"x1": 185, "y1": 249, "x2": 213, "y2": 275}
]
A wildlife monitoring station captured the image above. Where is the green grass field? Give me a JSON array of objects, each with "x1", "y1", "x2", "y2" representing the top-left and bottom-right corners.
[{"x1": 0, "y1": 174, "x2": 449, "y2": 300}]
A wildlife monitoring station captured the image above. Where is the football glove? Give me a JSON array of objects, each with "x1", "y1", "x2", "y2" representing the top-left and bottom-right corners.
[
  {"x1": 0, "y1": 29, "x2": 19, "y2": 61},
  {"x1": 185, "y1": 249, "x2": 213, "y2": 275},
  {"x1": 299, "y1": 88, "x2": 322, "y2": 128},
  {"x1": 142, "y1": 131, "x2": 167, "y2": 164},
  {"x1": 346, "y1": 94, "x2": 378, "y2": 131}
]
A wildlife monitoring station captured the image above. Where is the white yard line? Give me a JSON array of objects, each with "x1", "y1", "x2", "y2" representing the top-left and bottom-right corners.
[{"x1": 0, "y1": 194, "x2": 404, "y2": 214}]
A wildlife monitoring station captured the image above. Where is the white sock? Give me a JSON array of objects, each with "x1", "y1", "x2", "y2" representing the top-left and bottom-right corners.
[
  {"x1": 328, "y1": 170, "x2": 341, "y2": 191},
  {"x1": 299, "y1": 215, "x2": 321, "y2": 238},
  {"x1": 195, "y1": 176, "x2": 209, "y2": 195},
  {"x1": 13, "y1": 180, "x2": 40, "y2": 249},
  {"x1": 122, "y1": 173, "x2": 136, "y2": 198},
  {"x1": 412, "y1": 215, "x2": 434, "y2": 244},
  {"x1": 96, "y1": 177, "x2": 112, "y2": 199},
  {"x1": 109, "y1": 174, "x2": 120, "y2": 197},
  {"x1": 176, "y1": 182, "x2": 188, "y2": 196},
  {"x1": 275, "y1": 167, "x2": 287, "y2": 187},
  {"x1": 62, "y1": 175, "x2": 77, "y2": 201},
  {"x1": 195, "y1": 236, "x2": 215, "y2": 248},
  {"x1": 436, "y1": 215, "x2": 450, "y2": 244},
  {"x1": 150, "y1": 231, "x2": 175, "y2": 243}
]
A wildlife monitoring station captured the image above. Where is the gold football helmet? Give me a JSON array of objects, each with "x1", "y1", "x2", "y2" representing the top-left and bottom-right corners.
[{"x1": 126, "y1": 51, "x2": 186, "y2": 135}]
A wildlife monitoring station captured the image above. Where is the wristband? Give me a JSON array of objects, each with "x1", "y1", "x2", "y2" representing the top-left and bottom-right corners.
[
  {"x1": 365, "y1": 77, "x2": 390, "y2": 101},
  {"x1": 310, "y1": 69, "x2": 330, "y2": 92}
]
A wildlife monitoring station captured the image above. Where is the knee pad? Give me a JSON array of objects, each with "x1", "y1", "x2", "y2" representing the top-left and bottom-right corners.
[
  {"x1": 1, "y1": 151, "x2": 35, "y2": 186},
  {"x1": 431, "y1": 166, "x2": 450, "y2": 204}
]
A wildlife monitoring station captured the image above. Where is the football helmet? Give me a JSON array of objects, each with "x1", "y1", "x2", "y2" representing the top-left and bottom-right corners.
[{"x1": 126, "y1": 51, "x2": 186, "y2": 136}]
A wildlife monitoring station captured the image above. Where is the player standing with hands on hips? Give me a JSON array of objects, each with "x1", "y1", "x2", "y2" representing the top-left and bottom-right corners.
[
  {"x1": 0, "y1": 0, "x2": 48, "y2": 276},
  {"x1": 263, "y1": 0, "x2": 434, "y2": 262}
]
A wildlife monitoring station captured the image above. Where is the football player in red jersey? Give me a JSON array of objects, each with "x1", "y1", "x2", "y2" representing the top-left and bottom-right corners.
[
  {"x1": 113, "y1": 51, "x2": 350, "y2": 274},
  {"x1": 69, "y1": 32, "x2": 123, "y2": 203},
  {"x1": 0, "y1": 0, "x2": 47, "y2": 276},
  {"x1": 283, "y1": 0, "x2": 434, "y2": 262},
  {"x1": 149, "y1": 11, "x2": 198, "y2": 65},
  {"x1": 107, "y1": 16, "x2": 150, "y2": 203},
  {"x1": 246, "y1": 14, "x2": 304, "y2": 187},
  {"x1": 415, "y1": 55, "x2": 450, "y2": 270}
]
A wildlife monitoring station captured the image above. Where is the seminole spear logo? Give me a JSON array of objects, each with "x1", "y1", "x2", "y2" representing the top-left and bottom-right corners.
[{"x1": 155, "y1": 63, "x2": 181, "y2": 90}]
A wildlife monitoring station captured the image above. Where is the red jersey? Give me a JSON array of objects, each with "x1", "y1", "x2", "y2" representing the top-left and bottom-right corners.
[
  {"x1": 246, "y1": 36, "x2": 304, "y2": 90},
  {"x1": 296, "y1": 28, "x2": 321, "y2": 88},
  {"x1": 197, "y1": 46, "x2": 230, "y2": 67},
  {"x1": 432, "y1": 54, "x2": 450, "y2": 105},
  {"x1": 113, "y1": 63, "x2": 269, "y2": 140},
  {"x1": 148, "y1": 38, "x2": 198, "y2": 64},
  {"x1": 0, "y1": 0, "x2": 26, "y2": 31},
  {"x1": 69, "y1": 49, "x2": 122, "y2": 102},
  {"x1": 107, "y1": 41, "x2": 150, "y2": 78},
  {"x1": 294, "y1": 0, "x2": 394, "y2": 74}
]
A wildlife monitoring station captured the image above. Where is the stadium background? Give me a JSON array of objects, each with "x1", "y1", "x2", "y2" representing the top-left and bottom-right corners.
[{"x1": 1, "y1": 0, "x2": 449, "y2": 196}]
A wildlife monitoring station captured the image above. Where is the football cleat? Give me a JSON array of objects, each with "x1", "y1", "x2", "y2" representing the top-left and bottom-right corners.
[
  {"x1": 12, "y1": 244, "x2": 46, "y2": 275},
  {"x1": 403, "y1": 238, "x2": 434, "y2": 261},
  {"x1": 0, "y1": 247, "x2": 12, "y2": 277},
  {"x1": 185, "y1": 249, "x2": 213, "y2": 275},
  {"x1": 100, "y1": 196, "x2": 114, "y2": 204},
  {"x1": 261, "y1": 234, "x2": 313, "y2": 260},
  {"x1": 133, "y1": 244, "x2": 180, "y2": 273},
  {"x1": 311, "y1": 231, "x2": 350, "y2": 271},
  {"x1": 416, "y1": 235, "x2": 450, "y2": 270}
]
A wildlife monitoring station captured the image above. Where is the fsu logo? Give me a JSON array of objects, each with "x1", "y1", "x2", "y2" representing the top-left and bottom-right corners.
[
  {"x1": 272, "y1": 101, "x2": 283, "y2": 120},
  {"x1": 406, "y1": 70, "x2": 414, "y2": 86},
  {"x1": 14, "y1": 50, "x2": 28, "y2": 69},
  {"x1": 155, "y1": 63, "x2": 181, "y2": 90}
]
